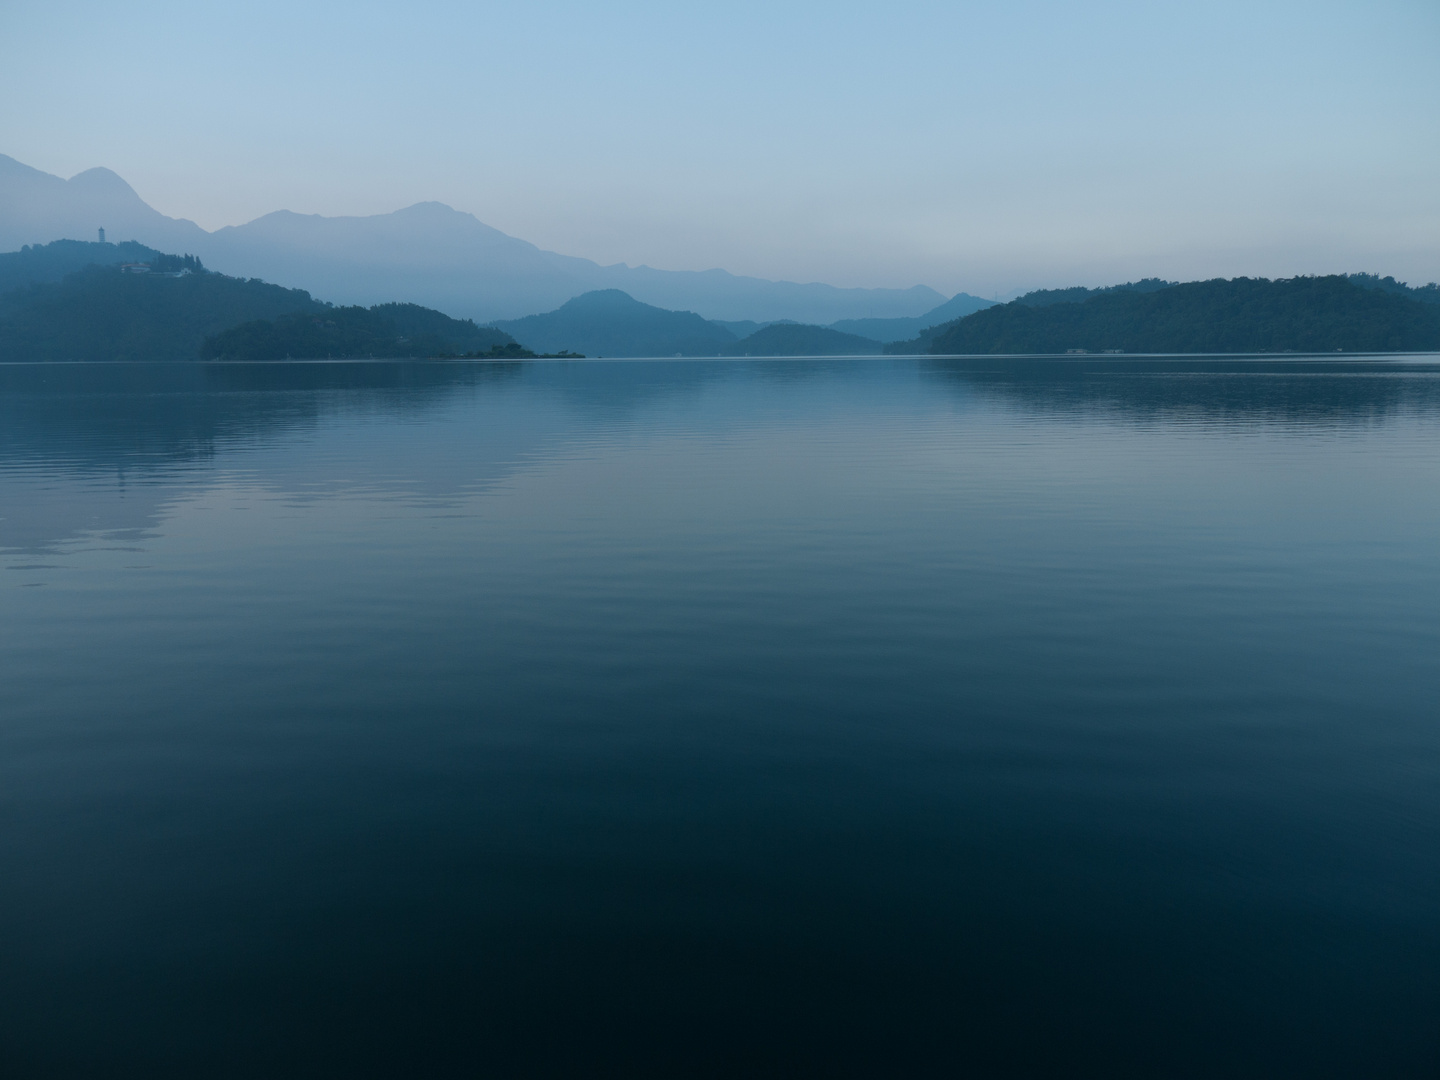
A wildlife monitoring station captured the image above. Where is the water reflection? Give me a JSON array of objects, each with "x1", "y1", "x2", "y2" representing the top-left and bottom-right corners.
[
  {"x1": 0, "y1": 360, "x2": 752, "y2": 554},
  {"x1": 6, "y1": 356, "x2": 1440, "y2": 556},
  {"x1": 9, "y1": 357, "x2": 1436, "y2": 473},
  {"x1": 0, "y1": 362, "x2": 524, "y2": 555},
  {"x1": 925, "y1": 355, "x2": 1440, "y2": 427},
  {"x1": 2, "y1": 355, "x2": 1438, "y2": 1077},
  {"x1": 0, "y1": 361, "x2": 524, "y2": 469}
]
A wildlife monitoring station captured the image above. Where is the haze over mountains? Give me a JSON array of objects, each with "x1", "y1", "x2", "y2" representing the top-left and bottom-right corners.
[
  {"x1": 494, "y1": 291, "x2": 893, "y2": 357},
  {"x1": 830, "y1": 292, "x2": 998, "y2": 344},
  {"x1": 495, "y1": 291, "x2": 734, "y2": 358},
  {"x1": 0, "y1": 154, "x2": 973, "y2": 325},
  {"x1": 0, "y1": 241, "x2": 908, "y2": 361},
  {"x1": 8, "y1": 154, "x2": 1435, "y2": 362},
  {"x1": 10, "y1": 235, "x2": 1434, "y2": 361}
]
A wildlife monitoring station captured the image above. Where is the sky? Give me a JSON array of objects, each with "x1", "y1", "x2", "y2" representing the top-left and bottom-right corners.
[{"x1": 1, "y1": 0, "x2": 1437, "y2": 296}]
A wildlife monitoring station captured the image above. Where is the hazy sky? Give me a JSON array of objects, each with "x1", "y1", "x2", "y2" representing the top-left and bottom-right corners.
[{"x1": 2, "y1": 0, "x2": 1437, "y2": 295}]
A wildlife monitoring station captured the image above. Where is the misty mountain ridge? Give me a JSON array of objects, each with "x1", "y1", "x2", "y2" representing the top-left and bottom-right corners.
[
  {"x1": 488, "y1": 289, "x2": 1038, "y2": 356},
  {"x1": 493, "y1": 290, "x2": 892, "y2": 357},
  {"x1": 7, "y1": 240, "x2": 1435, "y2": 363},
  {"x1": 0, "y1": 155, "x2": 210, "y2": 256},
  {"x1": 493, "y1": 290, "x2": 739, "y2": 357},
  {"x1": 0, "y1": 153, "x2": 945, "y2": 325},
  {"x1": 0, "y1": 242, "x2": 895, "y2": 360},
  {"x1": 723, "y1": 323, "x2": 883, "y2": 356},
  {"x1": 830, "y1": 291, "x2": 998, "y2": 343}
]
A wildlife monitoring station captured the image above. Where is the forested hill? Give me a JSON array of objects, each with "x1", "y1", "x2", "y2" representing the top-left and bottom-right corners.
[
  {"x1": 0, "y1": 264, "x2": 326, "y2": 361},
  {"x1": 0, "y1": 238, "x2": 178, "y2": 293},
  {"x1": 0, "y1": 262, "x2": 517, "y2": 361},
  {"x1": 1011, "y1": 278, "x2": 1176, "y2": 308},
  {"x1": 1347, "y1": 273, "x2": 1440, "y2": 306},
  {"x1": 889, "y1": 276, "x2": 1440, "y2": 356},
  {"x1": 203, "y1": 305, "x2": 515, "y2": 361}
]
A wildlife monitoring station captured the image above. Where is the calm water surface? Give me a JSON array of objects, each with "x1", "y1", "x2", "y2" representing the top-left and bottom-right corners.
[{"x1": 1, "y1": 357, "x2": 1438, "y2": 1077}]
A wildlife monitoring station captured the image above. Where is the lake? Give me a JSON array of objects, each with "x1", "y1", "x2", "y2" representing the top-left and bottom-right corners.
[{"x1": 1, "y1": 356, "x2": 1438, "y2": 1078}]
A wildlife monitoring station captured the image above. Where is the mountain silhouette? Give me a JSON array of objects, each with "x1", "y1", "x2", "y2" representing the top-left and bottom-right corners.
[
  {"x1": 493, "y1": 290, "x2": 738, "y2": 357},
  {"x1": 829, "y1": 291, "x2": 997, "y2": 343},
  {"x1": 899, "y1": 276, "x2": 1440, "y2": 355},
  {"x1": 724, "y1": 323, "x2": 882, "y2": 356},
  {"x1": 0, "y1": 240, "x2": 516, "y2": 362},
  {"x1": 0, "y1": 155, "x2": 209, "y2": 255},
  {"x1": 0, "y1": 154, "x2": 945, "y2": 325}
]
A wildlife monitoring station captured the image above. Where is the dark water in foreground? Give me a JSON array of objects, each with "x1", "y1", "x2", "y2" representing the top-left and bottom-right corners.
[{"x1": 1, "y1": 356, "x2": 1438, "y2": 1078}]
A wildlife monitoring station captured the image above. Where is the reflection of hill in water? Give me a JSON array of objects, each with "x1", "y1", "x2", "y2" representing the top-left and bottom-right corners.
[
  {"x1": 924, "y1": 356, "x2": 1440, "y2": 427},
  {"x1": 0, "y1": 361, "x2": 527, "y2": 555},
  {"x1": 0, "y1": 359, "x2": 743, "y2": 555},
  {"x1": 0, "y1": 360, "x2": 743, "y2": 470},
  {"x1": 10, "y1": 355, "x2": 1440, "y2": 556},
  {"x1": 0, "y1": 361, "x2": 525, "y2": 470}
]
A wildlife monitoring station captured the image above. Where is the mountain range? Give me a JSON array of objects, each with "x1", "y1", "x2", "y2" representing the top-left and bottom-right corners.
[
  {"x1": 0, "y1": 153, "x2": 989, "y2": 325},
  {"x1": 828, "y1": 291, "x2": 997, "y2": 342},
  {"x1": 0, "y1": 242, "x2": 900, "y2": 360},
  {"x1": 494, "y1": 290, "x2": 891, "y2": 357},
  {"x1": 8, "y1": 238, "x2": 1436, "y2": 361}
]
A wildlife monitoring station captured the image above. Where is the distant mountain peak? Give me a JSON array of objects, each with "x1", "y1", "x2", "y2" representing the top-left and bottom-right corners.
[
  {"x1": 494, "y1": 289, "x2": 735, "y2": 356},
  {"x1": 66, "y1": 167, "x2": 139, "y2": 196},
  {"x1": 560, "y1": 289, "x2": 655, "y2": 310},
  {"x1": 393, "y1": 201, "x2": 468, "y2": 217}
]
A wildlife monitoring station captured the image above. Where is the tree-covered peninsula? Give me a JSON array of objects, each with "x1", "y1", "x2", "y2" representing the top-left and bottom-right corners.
[
  {"x1": 0, "y1": 262, "x2": 327, "y2": 362},
  {"x1": 202, "y1": 303, "x2": 516, "y2": 361},
  {"x1": 0, "y1": 251, "x2": 523, "y2": 361},
  {"x1": 887, "y1": 275, "x2": 1440, "y2": 356}
]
